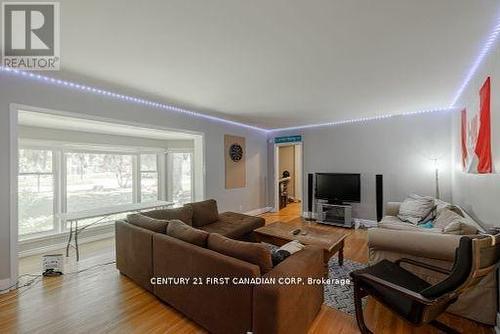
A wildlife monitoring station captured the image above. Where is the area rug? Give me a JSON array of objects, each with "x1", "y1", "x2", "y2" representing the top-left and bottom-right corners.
[
  {"x1": 324, "y1": 257, "x2": 366, "y2": 316},
  {"x1": 264, "y1": 243, "x2": 367, "y2": 316}
]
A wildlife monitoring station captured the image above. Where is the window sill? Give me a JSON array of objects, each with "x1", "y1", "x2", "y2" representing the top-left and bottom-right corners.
[{"x1": 19, "y1": 223, "x2": 115, "y2": 258}]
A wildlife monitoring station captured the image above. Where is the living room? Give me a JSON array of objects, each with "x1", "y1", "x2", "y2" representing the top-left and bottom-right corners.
[{"x1": 1, "y1": 1, "x2": 500, "y2": 334}]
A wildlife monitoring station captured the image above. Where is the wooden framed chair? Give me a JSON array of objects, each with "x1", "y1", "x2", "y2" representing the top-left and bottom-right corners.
[{"x1": 350, "y1": 234, "x2": 500, "y2": 334}]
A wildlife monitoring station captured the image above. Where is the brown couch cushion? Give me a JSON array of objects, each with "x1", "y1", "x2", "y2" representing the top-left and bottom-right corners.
[
  {"x1": 142, "y1": 206, "x2": 193, "y2": 226},
  {"x1": 199, "y1": 212, "x2": 265, "y2": 239},
  {"x1": 166, "y1": 220, "x2": 209, "y2": 247},
  {"x1": 127, "y1": 213, "x2": 169, "y2": 233},
  {"x1": 185, "y1": 199, "x2": 219, "y2": 227},
  {"x1": 207, "y1": 233, "x2": 272, "y2": 274}
]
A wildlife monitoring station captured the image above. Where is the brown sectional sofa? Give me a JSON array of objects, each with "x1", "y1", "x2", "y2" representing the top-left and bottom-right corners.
[{"x1": 116, "y1": 200, "x2": 325, "y2": 334}]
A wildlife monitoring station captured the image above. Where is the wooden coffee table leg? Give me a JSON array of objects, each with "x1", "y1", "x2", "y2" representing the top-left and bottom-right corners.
[{"x1": 338, "y1": 240, "x2": 344, "y2": 266}]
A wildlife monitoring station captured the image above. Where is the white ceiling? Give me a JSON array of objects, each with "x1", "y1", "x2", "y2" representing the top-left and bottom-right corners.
[{"x1": 53, "y1": 0, "x2": 500, "y2": 129}]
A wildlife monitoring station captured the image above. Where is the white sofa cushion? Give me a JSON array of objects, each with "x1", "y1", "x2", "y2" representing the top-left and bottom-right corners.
[
  {"x1": 397, "y1": 194, "x2": 435, "y2": 225},
  {"x1": 434, "y1": 208, "x2": 478, "y2": 235}
]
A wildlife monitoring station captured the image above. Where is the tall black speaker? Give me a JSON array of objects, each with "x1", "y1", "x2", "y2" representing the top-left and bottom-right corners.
[
  {"x1": 306, "y1": 173, "x2": 315, "y2": 220},
  {"x1": 376, "y1": 174, "x2": 383, "y2": 222}
]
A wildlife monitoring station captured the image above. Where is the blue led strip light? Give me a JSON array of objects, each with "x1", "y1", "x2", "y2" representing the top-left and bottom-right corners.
[
  {"x1": 0, "y1": 66, "x2": 269, "y2": 133},
  {"x1": 268, "y1": 108, "x2": 457, "y2": 132},
  {"x1": 0, "y1": 66, "x2": 467, "y2": 133},
  {"x1": 450, "y1": 14, "x2": 500, "y2": 107}
]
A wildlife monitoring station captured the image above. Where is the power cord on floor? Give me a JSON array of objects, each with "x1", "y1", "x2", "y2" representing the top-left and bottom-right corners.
[
  {"x1": 0, "y1": 273, "x2": 42, "y2": 293},
  {"x1": 0, "y1": 260, "x2": 117, "y2": 302}
]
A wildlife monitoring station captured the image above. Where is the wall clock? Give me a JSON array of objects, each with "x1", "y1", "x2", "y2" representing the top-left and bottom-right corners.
[{"x1": 229, "y1": 143, "x2": 243, "y2": 162}]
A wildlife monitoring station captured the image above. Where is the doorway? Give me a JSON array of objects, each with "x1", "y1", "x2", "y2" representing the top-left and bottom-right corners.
[{"x1": 274, "y1": 143, "x2": 303, "y2": 213}]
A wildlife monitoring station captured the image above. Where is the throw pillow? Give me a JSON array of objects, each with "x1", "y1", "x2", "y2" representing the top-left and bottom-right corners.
[
  {"x1": 207, "y1": 233, "x2": 273, "y2": 274},
  {"x1": 127, "y1": 213, "x2": 169, "y2": 233},
  {"x1": 434, "y1": 209, "x2": 477, "y2": 235},
  {"x1": 185, "y1": 199, "x2": 219, "y2": 227},
  {"x1": 397, "y1": 194, "x2": 435, "y2": 225},
  {"x1": 166, "y1": 219, "x2": 209, "y2": 247},
  {"x1": 271, "y1": 240, "x2": 305, "y2": 266},
  {"x1": 142, "y1": 206, "x2": 193, "y2": 226}
]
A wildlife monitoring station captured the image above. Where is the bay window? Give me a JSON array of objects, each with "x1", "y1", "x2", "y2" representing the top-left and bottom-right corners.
[
  {"x1": 66, "y1": 152, "x2": 134, "y2": 213},
  {"x1": 19, "y1": 145, "x2": 195, "y2": 240},
  {"x1": 140, "y1": 154, "x2": 159, "y2": 203},
  {"x1": 18, "y1": 149, "x2": 56, "y2": 236},
  {"x1": 169, "y1": 152, "x2": 193, "y2": 205},
  {"x1": 19, "y1": 148, "x2": 164, "y2": 240}
]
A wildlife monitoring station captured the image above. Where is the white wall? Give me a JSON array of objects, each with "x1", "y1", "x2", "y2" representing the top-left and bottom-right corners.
[
  {"x1": 0, "y1": 73, "x2": 269, "y2": 283},
  {"x1": 269, "y1": 111, "x2": 454, "y2": 220},
  {"x1": 451, "y1": 40, "x2": 500, "y2": 229}
]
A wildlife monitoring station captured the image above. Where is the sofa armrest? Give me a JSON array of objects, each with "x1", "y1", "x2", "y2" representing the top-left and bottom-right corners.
[
  {"x1": 368, "y1": 228, "x2": 461, "y2": 262},
  {"x1": 115, "y1": 220, "x2": 155, "y2": 292},
  {"x1": 385, "y1": 202, "x2": 402, "y2": 216},
  {"x1": 253, "y1": 246, "x2": 325, "y2": 334}
]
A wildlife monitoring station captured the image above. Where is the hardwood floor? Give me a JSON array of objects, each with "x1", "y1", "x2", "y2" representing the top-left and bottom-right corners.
[{"x1": 0, "y1": 203, "x2": 493, "y2": 334}]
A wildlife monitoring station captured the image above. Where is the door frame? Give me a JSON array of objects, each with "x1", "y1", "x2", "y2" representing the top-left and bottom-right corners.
[{"x1": 273, "y1": 142, "x2": 304, "y2": 213}]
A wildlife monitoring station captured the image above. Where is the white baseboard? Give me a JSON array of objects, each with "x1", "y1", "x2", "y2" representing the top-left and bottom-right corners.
[
  {"x1": 0, "y1": 278, "x2": 12, "y2": 293},
  {"x1": 302, "y1": 211, "x2": 317, "y2": 219},
  {"x1": 19, "y1": 230, "x2": 114, "y2": 258},
  {"x1": 245, "y1": 207, "x2": 272, "y2": 216},
  {"x1": 354, "y1": 218, "x2": 378, "y2": 228}
]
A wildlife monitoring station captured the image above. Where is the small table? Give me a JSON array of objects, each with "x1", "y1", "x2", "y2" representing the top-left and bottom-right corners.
[
  {"x1": 59, "y1": 201, "x2": 174, "y2": 261},
  {"x1": 254, "y1": 220, "x2": 347, "y2": 265}
]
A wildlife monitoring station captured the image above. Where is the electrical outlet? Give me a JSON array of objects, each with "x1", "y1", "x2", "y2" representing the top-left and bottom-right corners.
[{"x1": 239, "y1": 205, "x2": 243, "y2": 211}]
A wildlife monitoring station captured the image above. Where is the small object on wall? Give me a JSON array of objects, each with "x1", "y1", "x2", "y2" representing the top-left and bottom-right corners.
[
  {"x1": 42, "y1": 254, "x2": 64, "y2": 276},
  {"x1": 475, "y1": 77, "x2": 492, "y2": 173},
  {"x1": 224, "y1": 135, "x2": 246, "y2": 189},
  {"x1": 229, "y1": 143, "x2": 243, "y2": 162},
  {"x1": 462, "y1": 76, "x2": 493, "y2": 173}
]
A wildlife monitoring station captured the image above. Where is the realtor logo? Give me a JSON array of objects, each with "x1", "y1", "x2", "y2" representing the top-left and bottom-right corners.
[{"x1": 2, "y1": 2, "x2": 60, "y2": 70}]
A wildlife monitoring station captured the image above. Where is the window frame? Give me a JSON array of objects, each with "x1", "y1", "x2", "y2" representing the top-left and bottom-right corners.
[
  {"x1": 166, "y1": 149, "x2": 194, "y2": 205},
  {"x1": 18, "y1": 144, "x2": 165, "y2": 240},
  {"x1": 138, "y1": 153, "x2": 161, "y2": 203},
  {"x1": 18, "y1": 147, "x2": 59, "y2": 239}
]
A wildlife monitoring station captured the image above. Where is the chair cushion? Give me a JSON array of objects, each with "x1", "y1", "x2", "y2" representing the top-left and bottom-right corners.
[
  {"x1": 207, "y1": 233, "x2": 273, "y2": 274},
  {"x1": 351, "y1": 260, "x2": 431, "y2": 322},
  {"x1": 142, "y1": 206, "x2": 193, "y2": 226},
  {"x1": 198, "y1": 212, "x2": 265, "y2": 239},
  {"x1": 185, "y1": 199, "x2": 219, "y2": 227},
  {"x1": 127, "y1": 213, "x2": 169, "y2": 233},
  {"x1": 166, "y1": 219, "x2": 209, "y2": 247}
]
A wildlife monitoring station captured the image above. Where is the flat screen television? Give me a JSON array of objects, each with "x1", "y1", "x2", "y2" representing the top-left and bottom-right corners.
[{"x1": 315, "y1": 173, "x2": 361, "y2": 203}]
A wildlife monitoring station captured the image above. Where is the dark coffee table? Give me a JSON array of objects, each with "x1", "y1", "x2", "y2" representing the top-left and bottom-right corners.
[{"x1": 254, "y1": 220, "x2": 347, "y2": 265}]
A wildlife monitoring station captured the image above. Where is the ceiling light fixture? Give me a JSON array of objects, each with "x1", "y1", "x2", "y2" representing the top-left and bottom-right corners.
[
  {"x1": 268, "y1": 108, "x2": 457, "y2": 132},
  {"x1": 449, "y1": 14, "x2": 500, "y2": 108},
  {"x1": 0, "y1": 66, "x2": 270, "y2": 133}
]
